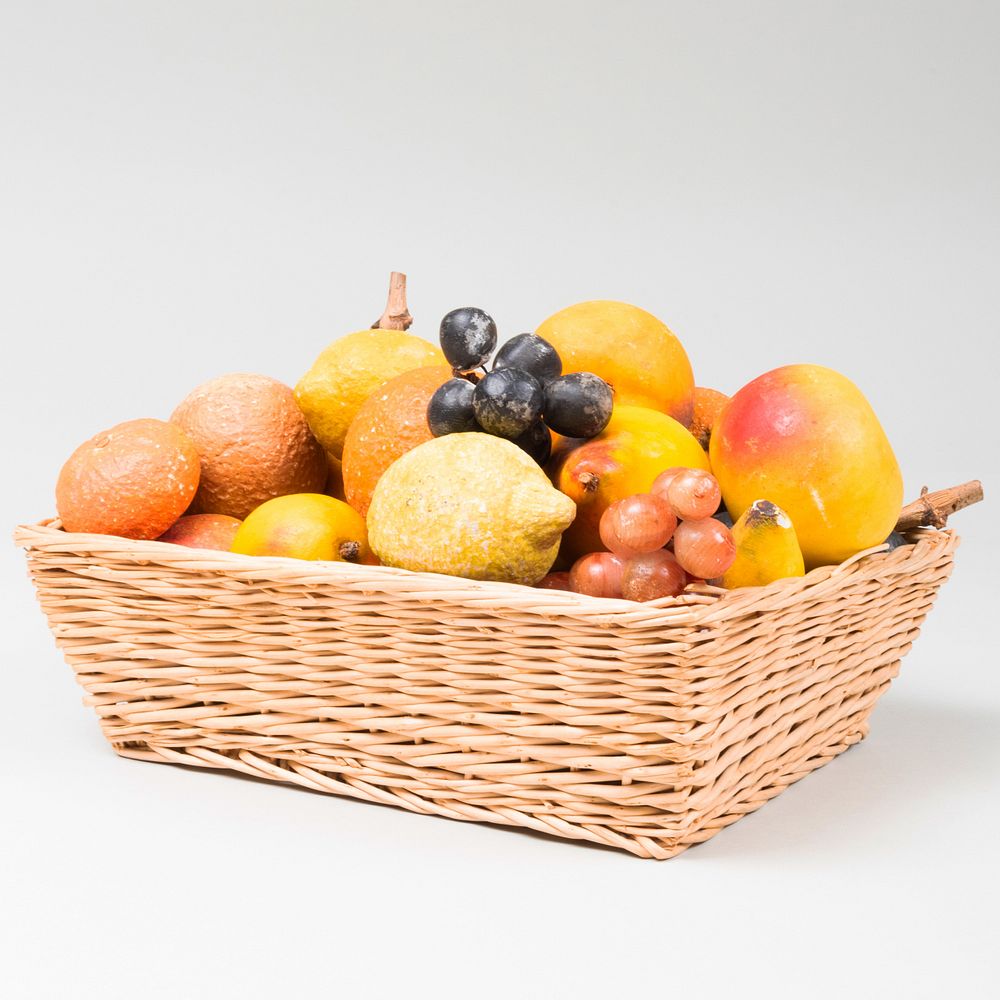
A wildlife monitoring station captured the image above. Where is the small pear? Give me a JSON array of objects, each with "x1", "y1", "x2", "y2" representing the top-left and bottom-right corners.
[{"x1": 721, "y1": 499, "x2": 805, "y2": 589}]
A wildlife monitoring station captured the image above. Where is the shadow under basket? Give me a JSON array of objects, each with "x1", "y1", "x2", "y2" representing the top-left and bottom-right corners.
[{"x1": 16, "y1": 520, "x2": 958, "y2": 859}]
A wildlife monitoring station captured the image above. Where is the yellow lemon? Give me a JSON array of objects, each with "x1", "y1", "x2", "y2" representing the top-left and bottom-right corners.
[
  {"x1": 295, "y1": 330, "x2": 445, "y2": 459},
  {"x1": 367, "y1": 433, "x2": 576, "y2": 585}
]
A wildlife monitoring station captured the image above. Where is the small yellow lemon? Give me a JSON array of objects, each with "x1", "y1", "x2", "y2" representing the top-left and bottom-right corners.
[{"x1": 231, "y1": 493, "x2": 372, "y2": 563}]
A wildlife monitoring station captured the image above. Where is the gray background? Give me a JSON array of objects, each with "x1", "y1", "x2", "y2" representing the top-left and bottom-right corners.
[{"x1": 2, "y1": 1, "x2": 997, "y2": 997}]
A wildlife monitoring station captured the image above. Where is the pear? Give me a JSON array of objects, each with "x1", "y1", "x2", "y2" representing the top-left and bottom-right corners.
[
  {"x1": 721, "y1": 499, "x2": 805, "y2": 589},
  {"x1": 367, "y1": 433, "x2": 576, "y2": 585}
]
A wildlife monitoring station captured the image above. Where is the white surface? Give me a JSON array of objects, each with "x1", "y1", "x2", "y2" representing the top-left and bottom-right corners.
[{"x1": 1, "y1": 2, "x2": 998, "y2": 997}]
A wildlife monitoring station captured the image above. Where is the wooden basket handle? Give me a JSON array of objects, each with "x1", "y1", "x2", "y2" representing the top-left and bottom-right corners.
[{"x1": 895, "y1": 480, "x2": 984, "y2": 531}]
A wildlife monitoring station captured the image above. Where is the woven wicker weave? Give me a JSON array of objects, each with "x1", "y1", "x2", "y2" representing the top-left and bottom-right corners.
[{"x1": 16, "y1": 520, "x2": 957, "y2": 858}]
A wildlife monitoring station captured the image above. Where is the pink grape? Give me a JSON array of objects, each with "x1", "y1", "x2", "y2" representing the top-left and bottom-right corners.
[
  {"x1": 622, "y1": 550, "x2": 687, "y2": 602},
  {"x1": 599, "y1": 493, "x2": 677, "y2": 558},
  {"x1": 672, "y1": 518, "x2": 736, "y2": 579},
  {"x1": 666, "y1": 469, "x2": 722, "y2": 520},
  {"x1": 569, "y1": 552, "x2": 626, "y2": 598},
  {"x1": 650, "y1": 466, "x2": 688, "y2": 501}
]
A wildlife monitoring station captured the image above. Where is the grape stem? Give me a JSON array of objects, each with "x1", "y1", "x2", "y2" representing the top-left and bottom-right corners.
[
  {"x1": 371, "y1": 272, "x2": 413, "y2": 331},
  {"x1": 895, "y1": 480, "x2": 983, "y2": 531}
]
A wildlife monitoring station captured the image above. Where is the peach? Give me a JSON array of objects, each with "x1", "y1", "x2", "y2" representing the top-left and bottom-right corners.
[
  {"x1": 157, "y1": 513, "x2": 242, "y2": 551},
  {"x1": 709, "y1": 364, "x2": 903, "y2": 568},
  {"x1": 689, "y1": 387, "x2": 730, "y2": 449}
]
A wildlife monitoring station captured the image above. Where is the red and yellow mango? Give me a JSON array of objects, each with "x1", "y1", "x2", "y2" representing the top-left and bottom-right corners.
[
  {"x1": 553, "y1": 405, "x2": 708, "y2": 560},
  {"x1": 710, "y1": 365, "x2": 903, "y2": 568}
]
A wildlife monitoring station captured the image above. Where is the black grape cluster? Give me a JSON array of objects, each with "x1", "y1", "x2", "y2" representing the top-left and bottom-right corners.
[{"x1": 427, "y1": 306, "x2": 614, "y2": 465}]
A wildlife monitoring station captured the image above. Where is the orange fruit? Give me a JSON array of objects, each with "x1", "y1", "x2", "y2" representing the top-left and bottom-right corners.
[
  {"x1": 536, "y1": 300, "x2": 695, "y2": 425},
  {"x1": 231, "y1": 493, "x2": 373, "y2": 563},
  {"x1": 171, "y1": 373, "x2": 327, "y2": 520},
  {"x1": 689, "y1": 386, "x2": 730, "y2": 449},
  {"x1": 157, "y1": 513, "x2": 242, "y2": 551},
  {"x1": 56, "y1": 418, "x2": 200, "y2": 538},
  {"x1": 342, "y1": 365, "x2": 452, "y2": 516}
]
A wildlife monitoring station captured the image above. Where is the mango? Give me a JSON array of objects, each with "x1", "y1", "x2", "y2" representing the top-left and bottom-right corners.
[
  {"x1": 553, "y1": 405, "x2": 708, "y2": 560},
  {"x1": 231, "y1": 493, "x2": 373, "y2": 563},
  {"x1": 710, "y1": 365, "x2": 903, "y2": 568},
  {"x1": 721, "y1": 500, "x2": 805, "y2": 588}
]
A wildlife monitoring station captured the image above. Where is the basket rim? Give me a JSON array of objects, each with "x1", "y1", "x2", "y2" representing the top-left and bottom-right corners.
[{"x1": 13, "y1": 518, "x2": 958, "y2": 627}]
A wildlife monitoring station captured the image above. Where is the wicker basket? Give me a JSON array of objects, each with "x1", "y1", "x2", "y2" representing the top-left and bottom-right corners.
[{"x1": 16, "y1": 519, "x2": 958, "y2": 859}]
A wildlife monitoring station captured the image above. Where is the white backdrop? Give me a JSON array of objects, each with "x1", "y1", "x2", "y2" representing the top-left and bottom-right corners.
[{"x1": 2, "y1": 2, "x2": 997, "y2": 997}]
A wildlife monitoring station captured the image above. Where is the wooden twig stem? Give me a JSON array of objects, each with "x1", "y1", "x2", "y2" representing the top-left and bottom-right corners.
[
  {"x1": 371, "y1": 272, "x2": 413, "y2": 331},
  {"x1": 895, "y1": 480, "x2": 984, "y2": 531}
]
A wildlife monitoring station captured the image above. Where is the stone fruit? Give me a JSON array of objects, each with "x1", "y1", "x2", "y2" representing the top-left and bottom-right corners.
[
  {"x1": 56, "y1": 418, "x2": 199, "y2": 539},
  {"x1": 569, "y1": 551, "x2": 625, "y2": 599},
  {"x1": 721, "y1": 500, "x2": 805, "y2": 589},
  {"x1": 673, "y1": 518, "x2": 737, "y2": 579},
  {"x1": 493, "y1": 333, "x2": 562, "y2": 385},
  {"x1": 599, "y1": 493, "x2": 676, "y2": 558},
  {"x1": 157, "y1": 513, "x2": 242, "y2": 551},
  {"x1": 231, "y1": 493, "x2": 372, "y2": 562},
  {"x1": 427, "y1": 378, "x2": 478, "y2": 436},
  {"x1": 439, "y1": 306, "x2": 497, "y2": 373},
  {"x1": 296, "y1": 330, "x2": 444, "y2": 458},
  {"x1": 367, "y1": 433, "x2": 576, "y2": 585},
  {"x1": 341, "y1": 365, "x2": 452, "y2": 517},
  {"x1": 622, "y1": 550, "x2": 687, "y2": 601},
  {"x1": 689, "y1": 387, "x2": 729, "y2": 449},
  {"x1": 536, "y1": 300, "x2": 695, "y2": 425},
  {"x1": 473, "y1": 368, "x2": 543, "y2": 439},
  {"x1": 710, "y1": 364, "x2": 903, "y2": 568},
  {"x1": 172, "y1": 373, "x2": 327, "y2": 520},
  {"x1": 553, "y1": 405, "x2": 709, "y2": 560},
  {"x1": 542, "y1": 372, "x2": 614, "y2": 439}
]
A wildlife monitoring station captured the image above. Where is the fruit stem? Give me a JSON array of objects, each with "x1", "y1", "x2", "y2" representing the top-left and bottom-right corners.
[
  {"x1": 895, "y1": 480, "x2": 984, "y2": 531},
  {"x1": 339, "y1": 540, "x2": 361, "y2": 562},
  {"x1": 371, "y1": 272, "x2": 413, "y2": 331}
]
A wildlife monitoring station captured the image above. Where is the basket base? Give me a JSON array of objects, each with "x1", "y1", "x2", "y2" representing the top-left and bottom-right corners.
[{"x1": 111, "y1": 702, "x2": 874, "y2": 860}]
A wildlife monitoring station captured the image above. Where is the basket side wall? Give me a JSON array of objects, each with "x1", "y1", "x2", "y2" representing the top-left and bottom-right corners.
[{"x1": 18, "y1": 527, "x2": 957, "y2": 858}]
